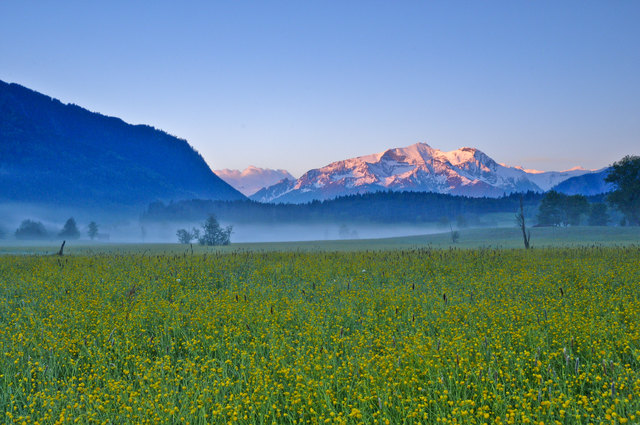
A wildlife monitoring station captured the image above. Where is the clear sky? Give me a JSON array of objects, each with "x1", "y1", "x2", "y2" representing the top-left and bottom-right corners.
[{"x1": 1, "y1": 1, "x2": 638, "y2": 177}]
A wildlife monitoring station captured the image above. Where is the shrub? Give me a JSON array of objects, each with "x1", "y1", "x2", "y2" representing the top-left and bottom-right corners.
[{"x1": 15, "y1": 219, "x2": 48, "y2": 240}]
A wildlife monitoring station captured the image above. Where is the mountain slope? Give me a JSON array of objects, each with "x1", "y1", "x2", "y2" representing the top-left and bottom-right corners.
[
  {"x1": 551, "y1": 168, "x2": 613, "y2": 195},
  {"x1": 518, "y1": 167, "x2": 593, "y2": 191},
  {"x1": 251, "y1": 143, "x2": 591, "y2": 203},
  {"x1": 0, "y1": 80, "x2": 245, "y2": 207},
  {"x1": 214, "y1": 166, "x2": 295, "y2": 196},
  {"x1": 250, "y1": 179, "x2": 300, "y2": 203}
]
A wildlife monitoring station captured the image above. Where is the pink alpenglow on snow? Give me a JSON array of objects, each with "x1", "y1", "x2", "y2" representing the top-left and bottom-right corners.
[
  {"x1": 250, "y1": 143, "x2": 594, "y2": 204},
  {"x1": 214, "y1": 166, "x2": 295, "y2": 196}
]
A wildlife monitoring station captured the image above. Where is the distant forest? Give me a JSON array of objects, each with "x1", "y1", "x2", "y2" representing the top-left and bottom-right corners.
[{"x1": 142, "y1": 191, "x2": 604, "y2": 224}]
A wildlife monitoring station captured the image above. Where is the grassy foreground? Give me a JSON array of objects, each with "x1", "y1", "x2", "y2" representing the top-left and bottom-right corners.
[{"x1": 1, "y1": 247, "x2": 639, "y2": 424}]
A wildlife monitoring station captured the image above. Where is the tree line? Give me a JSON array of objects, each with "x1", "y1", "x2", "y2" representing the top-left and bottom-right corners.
[
  {"x1": 153, "y1": 155, "x2": 640, "y2": 230},
  {"x1": 4, "y1": 218, "x2": 101, "y2": 240},
  {"x1": 537, "y1": 155, "x2": 639, "y2": 227},
  {"x1": 143, "y1": 191, "x2": 549, "y2": 225},
  {"x1": 143, "y1": 190, "x2": 613, "y2": 227},
  {"x1": 536, "y1": 192, "x2": 607, "y2": 226}
]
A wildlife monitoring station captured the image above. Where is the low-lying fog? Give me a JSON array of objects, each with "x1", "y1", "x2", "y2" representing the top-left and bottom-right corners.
[
  {"x1": 0, "y1": 206, "x2": 451, "y2": 244},
  {"x1": 141, "y1": 222, "x2": 448, "y2": 243},
  {"x1": 0, "y1": 203, "x2": 509, "y2": 244}
]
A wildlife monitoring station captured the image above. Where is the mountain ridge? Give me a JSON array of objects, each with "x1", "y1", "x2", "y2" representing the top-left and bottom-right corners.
[
  {"x1": 251, "y1": 143, "x2": 593, "y2": 203},
  {"x1": 214, "y1": 166, "x2": 294, "y2": 196},
  {"x1": 0, "y1": 80, "x2": 245, "y2": 207},
  {"x1": 551, "y1": 168, "x2": 613, "y2": 195}
]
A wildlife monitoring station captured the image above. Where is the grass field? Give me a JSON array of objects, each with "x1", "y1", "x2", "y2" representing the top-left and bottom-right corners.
[{"x1": 1, "y1": 241, "x2": 639, "y2": 424}]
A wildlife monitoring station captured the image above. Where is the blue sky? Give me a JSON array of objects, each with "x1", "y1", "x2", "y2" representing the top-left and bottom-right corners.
[{"x1": 1, "y1": 1, "x2": 638, "y2": 177}]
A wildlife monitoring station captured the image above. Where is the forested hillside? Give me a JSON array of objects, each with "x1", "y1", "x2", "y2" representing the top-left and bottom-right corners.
[
  {"x1": 143, "y1": 190, "x2": 550, "y2": 224},
  {"x1": 0, "y1": 80, "x2": 244, "y2": 207}
]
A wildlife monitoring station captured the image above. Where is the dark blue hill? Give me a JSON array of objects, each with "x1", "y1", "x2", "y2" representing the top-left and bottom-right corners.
[
  {"x1": 551, "y1": 168, "x2": 613, "y2": 196},
  {"x1": 0, "y1": 80, "x2": 245, "y2": 207}
]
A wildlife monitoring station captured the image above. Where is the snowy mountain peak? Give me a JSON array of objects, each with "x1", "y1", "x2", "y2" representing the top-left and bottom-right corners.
[
  {"x1": 249, "y1": 142, "x2": 593, "y2": 204},
  {"x1": 375, "y1": 143, "x2": 494, "y2": 169},
  {"x1": 214, "y1": 167, "x2": 295, "y2": 196},
  {"x1": 563, "y1": 166, "x2": 588, "y2": 172}
]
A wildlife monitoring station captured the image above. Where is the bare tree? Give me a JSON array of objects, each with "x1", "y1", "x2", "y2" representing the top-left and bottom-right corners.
[
  {"x1": 516, "y1": 196, "x2": 531, "y2": 249},
  {"x1": 57, "y1": 240, "x2": 66, "y2": 256}
]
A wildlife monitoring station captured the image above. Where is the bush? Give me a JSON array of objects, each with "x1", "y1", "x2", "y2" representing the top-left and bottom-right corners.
[{"x1": 15, "y1": 220, "x2": 48, "y2": 240}]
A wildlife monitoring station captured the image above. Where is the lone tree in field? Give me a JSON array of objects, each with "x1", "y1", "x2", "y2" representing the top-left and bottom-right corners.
[
  {"x1": 198, "y1": 215, "x2": 232, "y2": 246},
  {"x1": 58, "y1": 218, "x2": 80, "y2": 239},
  {"x1": 516, "y1": 196, "x2": 531, "y2": 249},
  {"x1": 606, "y1": 155, "x2": 640, "y2": 226},
  {"x1": 87, "y1": 221, "x2": 99, "y2": 240}
]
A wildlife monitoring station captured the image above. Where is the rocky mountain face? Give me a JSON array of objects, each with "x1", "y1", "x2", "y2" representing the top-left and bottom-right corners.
[
  {"x1": 250, "y1": 143, "x2": 592, "y2": 203},
  {"x1": 214, "y1": 166, "x2": 294, "y2": 196},
  {"x1": 0, "y1": 80, "x2": 245, "y2": 207}
]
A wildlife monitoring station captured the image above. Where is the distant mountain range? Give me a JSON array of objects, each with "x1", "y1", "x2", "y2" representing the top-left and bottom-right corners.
[
  {"x1": 0, "y1": 80, "x2": 614, "y2": 209},
  {"x1": 550, "y1": 168, "x2": 613, "y2": 195},
  {"x1": 0, "y1": 80, "x2": 244, "y2": 207},
  {"x1": 214, "y1": 166, "x2": 294, "y2": 196},
  {"x1": 250, "y1": 143, "x2": 600, "y2": 203}
]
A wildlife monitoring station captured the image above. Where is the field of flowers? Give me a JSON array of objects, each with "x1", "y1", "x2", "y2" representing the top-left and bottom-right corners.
[{"x1": 1, "y1": 247, "x2": 639, "y2": 424}]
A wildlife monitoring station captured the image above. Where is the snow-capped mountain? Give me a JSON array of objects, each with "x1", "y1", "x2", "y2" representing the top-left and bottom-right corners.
[
  {"x1": 250, "y1": 178, "x2": 297, "y2": 203},
  {"x1": 250, "y1": 143, "x2": 593, "y2": 203},
  {"x1": 214, "y1": 166, "x2": 295, "y2": 196}
]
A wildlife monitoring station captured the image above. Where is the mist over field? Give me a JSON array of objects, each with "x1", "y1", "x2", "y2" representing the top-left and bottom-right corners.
[
  {"x1": 0, "y1": 202, "x2": 140, "y2": 243},
  {"x1": 141, "y1": 221, "x2": 451, "y2": 243},
  {"x1": 1, "y1": 201, "x2": 518, "y2": 244},
  {"x1": 0, "y1": 204, "x2": 456, "y2": 244}
]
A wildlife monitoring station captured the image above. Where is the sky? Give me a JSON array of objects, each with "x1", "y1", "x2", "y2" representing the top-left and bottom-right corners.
[{"x1": 1, "y1": 1, "x2": 639, "y2": 177}]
